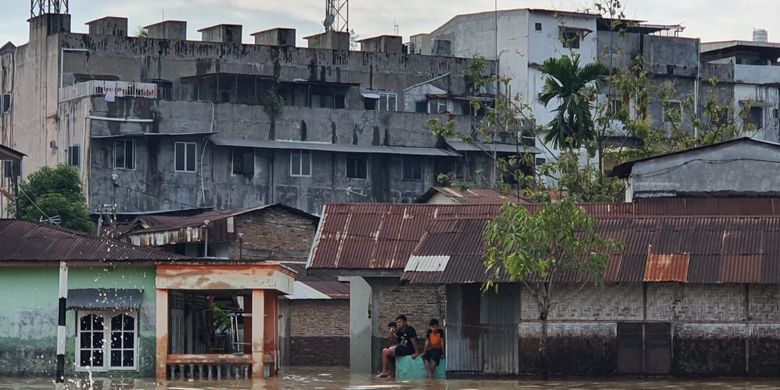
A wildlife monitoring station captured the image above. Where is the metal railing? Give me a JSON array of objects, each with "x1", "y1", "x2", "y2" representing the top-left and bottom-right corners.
[{"x1": 59, "y1": 80, "x2": 158, "y2": 102}]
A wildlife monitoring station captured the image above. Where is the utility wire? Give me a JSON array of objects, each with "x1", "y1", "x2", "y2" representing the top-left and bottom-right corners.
[{"x1": 17, "y1": 185, "x2": 53, "y2": 222}]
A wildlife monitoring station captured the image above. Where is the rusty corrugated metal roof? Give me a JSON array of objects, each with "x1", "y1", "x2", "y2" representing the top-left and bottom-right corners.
[
  {"x1": 417, "y1": 187, "x2": 531, "y2": 205},
  {"x1": 0, "y1": 219, "x2": 186, "y2": 262},
  {"x1": 307, "y1": 204, "x2": 500, "y2": 270},
  {"x1": 403, "y1": 215, "x2": 780, "y2": 285}
]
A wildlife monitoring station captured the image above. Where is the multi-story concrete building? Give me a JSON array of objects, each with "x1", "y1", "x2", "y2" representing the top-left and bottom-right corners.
[
  {"x1": 0, "y1": 6, "x2": 513, "y2": 216},
  {"x1": 701, "y1": 35, "x2": 780, "y2": 142},
  {"x1": 411, "y1": 9, "x2": 700, "y2": 162}
]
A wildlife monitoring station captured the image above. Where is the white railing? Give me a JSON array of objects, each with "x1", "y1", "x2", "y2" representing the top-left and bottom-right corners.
[{"x1": 59, "y1": 80, "x2": 158, "y2": 102}]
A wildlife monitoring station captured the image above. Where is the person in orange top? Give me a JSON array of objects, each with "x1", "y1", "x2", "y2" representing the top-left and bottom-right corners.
[{"x1": 421, "y1": 318, "x2": 445, "y2": 379}]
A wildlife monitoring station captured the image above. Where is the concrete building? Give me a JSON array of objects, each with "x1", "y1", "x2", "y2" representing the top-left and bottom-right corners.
[
  {"x1": 701, "y1": 39, "x2": 780, "y2": 142},
  {"x1": 410, "y1": 9, "x2": 699, "y2": 161},
  {"x1": 611, "y1": 138, "x2": 780, "y2": 201},
  {"x1": 0, "y1": 144, "x2": 24, "y2": 218},
  {"x1": 0, "y1": 8, "x2": 516, "y2": 216}
]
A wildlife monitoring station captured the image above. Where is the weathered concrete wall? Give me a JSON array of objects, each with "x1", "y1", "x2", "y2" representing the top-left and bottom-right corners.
[
  {"x1": 287, "y1": 300, "x2": 349, "y2": 366},
  {"x1": 515, "y1": 283, "x2": 780, "y2": 376},
  {"x1": 628, "y1": 141, "x2": 780, "y2": 198},
  {"x1": 0, "y1": 265, "x2": 156, "y2": 377},
  {"x1": 341, "y1": 276, "x2": 372, "y2": 373},
  {"x1": 82, "y1": 96, "x2": 467, "y2": 213},
  {"x1": 367, "y1": 278, "x2": 445, "y2": 373}
]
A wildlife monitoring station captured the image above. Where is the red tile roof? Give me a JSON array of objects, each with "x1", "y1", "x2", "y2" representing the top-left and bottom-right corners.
[{"x1": 0, "y1": 219, "x2": 186, "y2": 262}]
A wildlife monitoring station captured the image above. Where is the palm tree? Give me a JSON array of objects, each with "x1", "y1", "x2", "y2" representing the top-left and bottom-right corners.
[{"x1": 538, "y1": 54, "x2": 607, "y2": 150}]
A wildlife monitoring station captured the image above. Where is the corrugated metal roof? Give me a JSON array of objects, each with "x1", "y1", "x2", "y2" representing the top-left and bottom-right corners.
[
  {"x1": 211, "y1": 136, "x2": 461, "y2": 157},
  {"x1": 307, "y1": 204, "x2": 500, "y2": 270},
  {"x1": 446, "y1": 141, "x2": 541, "y2": 154},
  {"x1": 0, "y1": 144, "x2": 25, "y2": 160},
  {"x1": 67, "y1": 288, "x2": 144, "y2": 311},
  {"x1": 403, "y1": 215, "x2": 780, "y2": 285},
  {"x1": 416, "y1": 187, "x2": 531, "y2": 205},
  {"x1": 0, "y1": 219, "x2": 186, "y2": 262}
]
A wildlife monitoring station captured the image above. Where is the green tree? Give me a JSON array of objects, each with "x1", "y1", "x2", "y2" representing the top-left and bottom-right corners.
[
  {"x1": 483, "y1": 198, "x2": 619, "y2": 378},
  {"x1": 538, "y1": 54, "x2": 607, "y2": 150},
  {"x1": 17, "y1": 165, "x2": 93, "y2": 232}
]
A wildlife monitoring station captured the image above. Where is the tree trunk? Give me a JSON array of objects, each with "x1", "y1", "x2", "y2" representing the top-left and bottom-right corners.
[{"x1": 540, "y1": 309, "x2": 549, "y2": 380}]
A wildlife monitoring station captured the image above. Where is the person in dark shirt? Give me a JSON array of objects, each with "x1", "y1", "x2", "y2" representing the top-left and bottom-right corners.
[
  {"x1": 378, "y1": 314, "x2": 419, "y2": 378},
  {"x1": 422, "y1": 318, "x2": 445, "y2": 379}
]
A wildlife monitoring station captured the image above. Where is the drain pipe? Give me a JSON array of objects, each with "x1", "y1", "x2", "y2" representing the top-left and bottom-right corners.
[{"x1": 203, "y1": 219, "x2": 210, "y2": 257}]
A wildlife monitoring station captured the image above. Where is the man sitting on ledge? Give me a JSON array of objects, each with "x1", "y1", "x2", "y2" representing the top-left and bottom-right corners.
[{"x1": 378, "y1": 314, "x2": 418, "y2": 378}]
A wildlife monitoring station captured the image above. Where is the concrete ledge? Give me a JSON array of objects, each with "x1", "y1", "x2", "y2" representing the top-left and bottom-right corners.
[{"x1": 396, "y1": 356, "x2": 446, "y2": 379}]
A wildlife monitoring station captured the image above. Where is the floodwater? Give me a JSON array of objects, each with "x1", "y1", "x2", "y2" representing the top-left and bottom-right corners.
[{"x1": 1, "y1": 367, "x2": 779, "y2": 390}]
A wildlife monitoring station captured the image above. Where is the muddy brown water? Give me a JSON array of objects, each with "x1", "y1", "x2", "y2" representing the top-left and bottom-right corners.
[{"x1": 1, "y1": 367, "x2": 779, "y2": 389}]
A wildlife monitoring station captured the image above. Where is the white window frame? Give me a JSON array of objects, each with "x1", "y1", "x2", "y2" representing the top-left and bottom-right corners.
[
  {"x1": 290, "y1": 150, "x2": 312, "y2": 177},
  {"x1": 378, "y1": 92, "x2": 398, "y2": 112},
  {"x1": 75, "y1": 311, "x2": 139, "y2": 372},
  {"x1": 174, "y1": 142, "x2": 197, "y2": 173},
  {"x1": 113, "y1": 140, "x2": 135, "y2": 170},
  {"x1": 346, "y1": 154, "x2": 368, "y2": 179}
]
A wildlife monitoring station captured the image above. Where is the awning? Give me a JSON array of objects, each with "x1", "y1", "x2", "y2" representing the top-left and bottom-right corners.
[
  {"x1": 67, "y1": 289, "x2": 144, "y2": 311},
  {"x1": 211, "y1": 136, "x2": 461, "y2": 157},
  {"x1": 446, "y1": 141, "x2": 541, "y2": 154},
  {"x1": 361, "y1": 90, "x2": 380, "y2": 99}
]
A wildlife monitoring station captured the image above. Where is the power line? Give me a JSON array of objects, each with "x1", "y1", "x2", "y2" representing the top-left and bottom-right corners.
[{"x1": 17, "y1": 185, "x2": 53, "y2": 222}]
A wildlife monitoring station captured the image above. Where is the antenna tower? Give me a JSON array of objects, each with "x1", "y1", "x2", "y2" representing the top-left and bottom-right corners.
[
  {"x1": 30, "y1": 0, "x2": 68, "y2": 18},
  {"x1": 324, "y1": 0, "x2": 349, "y2": 32}
]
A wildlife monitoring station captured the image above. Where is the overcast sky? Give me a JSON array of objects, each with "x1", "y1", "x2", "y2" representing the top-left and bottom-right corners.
[{"x1": 1, "y1": 0, "x2": 777, "y2": 46}]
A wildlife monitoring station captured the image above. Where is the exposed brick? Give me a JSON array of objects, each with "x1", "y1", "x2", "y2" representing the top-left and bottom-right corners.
[
  {"x1": 289, "y1": 300, "x2": 349, "y2": 337},
  {"x1": 289, "y1": 337, "x2": 349, "y2": 366},
  {"x1": 230, "y1": 207, "x2": 317, "y2": 261}
]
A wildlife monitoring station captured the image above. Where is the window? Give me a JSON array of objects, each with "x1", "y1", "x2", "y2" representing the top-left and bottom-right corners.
[
  {"x1": 364, "y1": 98, "x2": 377, "y2": 110},
  {"x1": 1, "y1": 93, "x2": 10, "y2": 114},
  {"x1": 663, "y1": 101, "x2": 682, "y2": 123},
  {"x1": 560, "y1": 28, "x2": 581, "y2": 49},
  {"x1": 346, "y1": 155, "x2": 368, "y2": 179},
  {"x1": 175, "y1": 142, "x2": 196, "y2": 172},
  {"x1": 77, "y1": 312, "x2": 137, "y2": 371},
  {"x1": 608, "y1": 98, "x2": 624, "y2": 117},
  {"x1": 113, "y1": 140, "x2": 135, "y2": 170},
  {"x1": 231, "y1": 148, "x2": 255, "y2": 177},
  {"x1": 403, "y1": 157, "x2": 423, "y2": 181},
  {"x1": 749, "y1": 106, "x2": 764, "y2": 129},
  {"x1": 431, "y1": 99, "x2": 451, "y2": 114},
  {"x1": 3, "y1": 160, "x2": 13, "y2": 178},
  {"x1": 535, "y1": 157, "x2": 547, "y2": 166},
  {"x1": 415, "y1": 101, "x2": 428, "y2": 113},
  {"x1": 68, "y1": 145, "x2": 80, "y2": 167},
  {"x1": 153, "y1": 80, "x2": 173, "y2": 101},
  {"x1": 378, "y1": 92, "x2": 398, "y2": 112},
  {"x1": 290, "y1": 150, "x2": 312, "y2": 177},
  {"x1": 535, "y1": 22, "x2": 543, "y2": 31}
]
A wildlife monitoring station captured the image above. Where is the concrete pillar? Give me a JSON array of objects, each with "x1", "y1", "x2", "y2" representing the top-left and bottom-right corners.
[
  {"x1": 339, "y1": 276, "x2": 373, "y2": 373},
  {"x1": 155, "y1": 289, "x2": 169, "y2": 381},
  {"x1": 251, "y1": 289, "x2": 265, "y2": 378}
]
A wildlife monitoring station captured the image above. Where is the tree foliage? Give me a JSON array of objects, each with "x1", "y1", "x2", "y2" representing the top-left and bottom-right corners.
[
  {"x1": 483, "y1": 198, "x2": 619, "y2": 377},
  {"x1": 18, "y1": 165, "x2": 93, "y2": 232},
  {"x1": 538, "y1": 54, "x2": 607, "y2": 150}
]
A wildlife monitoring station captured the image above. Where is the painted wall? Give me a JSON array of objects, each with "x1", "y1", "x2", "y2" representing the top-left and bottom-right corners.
[
  {"x1": 340, "y1": 276, "x2": 372, "y2": 373},
  {"x1": 0, "y1": 265, "x2": 156, "y2": 377}
]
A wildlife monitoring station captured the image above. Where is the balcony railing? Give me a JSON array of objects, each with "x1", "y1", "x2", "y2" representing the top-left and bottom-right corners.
[{"x1": 59, "y1": 80, "x2": 158, "y2": 102}]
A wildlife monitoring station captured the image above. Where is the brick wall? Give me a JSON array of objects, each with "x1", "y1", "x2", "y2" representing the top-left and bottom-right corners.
[
  {"x1": 514, "y1": 282, "x2": 780, "y2": 376},
  {"x1": 288, "y1": 300, "x2": 349, "y2": 366},
  {"x1": 367, "y1": 279, "x2": 445, "y2": 372},
  {"x1": 231, "y1": 207, "x2": 317, "y2": 260}
]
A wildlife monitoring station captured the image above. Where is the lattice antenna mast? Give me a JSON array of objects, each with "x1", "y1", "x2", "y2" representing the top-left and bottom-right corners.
[
  {"x1": 324, "y1": 0, "x2": 349, "y2": 32},
  {"x1": 31, "y1": 0, "x2": 69, "y2": 18}
]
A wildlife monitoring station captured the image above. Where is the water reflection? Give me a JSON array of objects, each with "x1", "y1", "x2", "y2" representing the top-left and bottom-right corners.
[{"x1": 0, "y1": 367, "x2": 778, "y2": 389}]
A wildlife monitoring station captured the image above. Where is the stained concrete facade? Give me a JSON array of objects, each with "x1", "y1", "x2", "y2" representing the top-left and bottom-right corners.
[
  {"x1": 701, "y1": 41, "x2": 780, "y2": 143},
  {"x1": 1, "y1": 12, "x2": 498, "y2": 215},
  {"x1": 412, "y1": 10, "x2": 700, "y2": 162}
]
